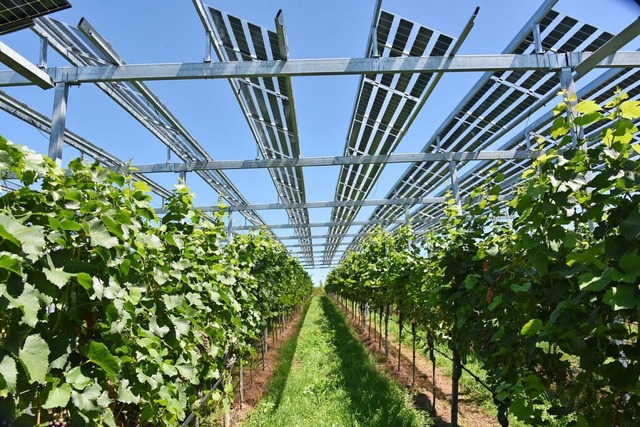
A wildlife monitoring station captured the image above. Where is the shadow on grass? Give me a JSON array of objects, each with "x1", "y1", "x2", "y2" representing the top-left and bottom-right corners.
[
  {"x1": 266, "y1": 301, "x2": 311, "y2": 410},
  {"x1": 319, "y1": 297, "x2": 427, "y2": 427}
]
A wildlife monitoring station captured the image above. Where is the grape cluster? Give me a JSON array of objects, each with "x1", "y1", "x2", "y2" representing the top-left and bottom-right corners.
[{"x1": 47, "y1": 412, "x2": 69, "y2": 427}]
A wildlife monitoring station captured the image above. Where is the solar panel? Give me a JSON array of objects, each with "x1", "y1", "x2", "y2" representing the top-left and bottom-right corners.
[
  {"x1": 0, "y1": 0, "x2": 70, "y2": 34},
  {"x1": 203, "y1": 6, "x2": 314, "y2": 263},
  {"x1": 345, "y1": 66, "x2": 640, "y2": 257},
  {"x1": 342, "y1": 8, "x2": 622, "y2": 258},
  {"x1": 323, "y1": 9, "x2": 456, "y2": 263}
]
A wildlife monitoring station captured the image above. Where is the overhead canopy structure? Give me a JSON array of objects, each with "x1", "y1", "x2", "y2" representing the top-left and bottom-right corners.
[
  {"x1": 32, "y1": 16, "x2": 271, "y2": 229},
  {"x1": 324, "y1": 8, "x2": 459, "y2": 263},
  {"x1": 344, "y1": 4, "x2": 622, "y2": 256},
  {"x1": 0, "y1": 0, "x2": 638, "y2": 270},
  {"x1": 195, "y1": 2, "x2": 314, "y2": 264}
]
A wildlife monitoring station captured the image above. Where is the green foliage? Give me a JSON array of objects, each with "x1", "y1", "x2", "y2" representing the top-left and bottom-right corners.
[
  {"x1": 326, "y1": 92, "x2": 640, "y2": 426},
  {"x1": 244, "y1": 297, "x2": 429, "y2": 427},
  {"x1": 0, "y1": 138, "x2": 312, "y2": 426}
]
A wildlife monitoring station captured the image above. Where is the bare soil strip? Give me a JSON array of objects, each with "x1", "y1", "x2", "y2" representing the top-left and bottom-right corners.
[{"x1": 229, "y1": 306, "x2": 307, "y2": 425}]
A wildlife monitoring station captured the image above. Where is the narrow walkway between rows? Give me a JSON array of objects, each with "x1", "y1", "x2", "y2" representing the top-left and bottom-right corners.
[{"x1": 242, "y1": 296, "x2": 428, "y2": 427}]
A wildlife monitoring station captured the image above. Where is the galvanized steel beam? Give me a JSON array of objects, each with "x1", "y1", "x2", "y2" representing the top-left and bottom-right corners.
[
  {"x1": 0, "y1": 40, "x2": 54, "y2": 89},
  {"x1": 48, "y1": 82, "x2": 69, "y2": 165},
  {"x1": 233, "y1": 219, "x2": 417, "y2": 231},
  {"x1": 573, "y1": 16, "x2": 640, "y2": 78},
  {"x1": 116, "y1": 150, "x2": 540, "y2": 173},
  {"x1": 210, "y1": 197, "x2": 447, "y2": 212},
  {"x1": 0, "y1": 52, "x2": 638, "y2": 87}
]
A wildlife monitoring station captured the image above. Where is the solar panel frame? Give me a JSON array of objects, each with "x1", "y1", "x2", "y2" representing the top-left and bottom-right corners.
[
  {"x1": 341, "y1": 10, "x2": 637, "y2": 262},
  {"x1": 343, "y1": 66, "x2": 640, "y2": 257},
  {"x1": 323, "y1": 9, "x2": 456, "y2": 263},
  {"x1": 204, "y1": 6, "x2": 314, "y2": 262}
]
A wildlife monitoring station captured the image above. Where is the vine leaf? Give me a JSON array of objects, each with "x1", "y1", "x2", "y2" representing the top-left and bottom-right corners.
[
  {"x1": 619, "y1": 100, "x2": 640, "y2": 120},
  {"x1": 619, "y1": 249, "x2": 640, "y2": 279},
  {"x1": 0, "y1": 356, "x2": 18, "y2": 392},
  {"x1": 6, "y1": 284, "x2": 44, "y2": 327},
  {"x1": 42, "y1": 383, "x2": 72, "y2": 409},
  {"x1": 0, "y1": 252, "x2": 24, "y2": 276},
  {"x1": 71, "y1": 384, "x2": 101, "y2": 412},
  {"x1": 76, "y1": 272, "x2": 93, "y2": 290},
  {"x1": 18, "y1": 334, "x2": 50, "y2": 384},
  {"x1": 603, "y1": 285, "x2": 639, "y2": 310},
  {"x1": 117, "y1": 379, "x2": 140, "y2": 404},
  {"x1": 83, "y1": 342, "x2": 120, "y2": 381},
  {"x1": 102, "y1": 408, "x2": 117, "y2": 427},
  {"x1": 575, "y1": 100, "x2": 602, "y2": 115},
  {"x1": 0, "y1": 213, "x2": 45, "y2": 261},
  {"x1": 87, "y1": 218, "x2": 119, "y2": 249},
  {"x1": 520, "y1": 319, "x2": 543, "y2": 336},
  {"x1": 44, "y1": 257, "x2": 74, "y2": 289},
  {"x1": 65, "y1": 366, "x2": 92, "y2": 390}
]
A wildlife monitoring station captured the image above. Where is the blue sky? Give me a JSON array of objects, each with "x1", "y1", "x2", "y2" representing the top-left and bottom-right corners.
[{"x1": 0, "y1": 0, "x2": 638, "y2": 284}]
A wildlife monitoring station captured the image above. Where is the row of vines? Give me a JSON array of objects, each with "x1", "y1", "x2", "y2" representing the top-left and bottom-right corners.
[
  {"x1": 0, "y1": 138, "x2": 313, "y2": 426},
  {"x1": 326, "y1": 92, "x2": 640, "y2": 426}
]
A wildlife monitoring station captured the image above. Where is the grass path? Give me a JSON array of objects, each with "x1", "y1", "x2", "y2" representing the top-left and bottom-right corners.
[{"x1": 242, "y1": 296, "x2": 430, "y2": 427}]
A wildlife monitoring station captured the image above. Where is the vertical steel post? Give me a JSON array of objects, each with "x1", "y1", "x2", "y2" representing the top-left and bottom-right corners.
[
  {"x1": 204, "y1": 31, "x2": 212, "y2": 63},
  {"x1": 227, "y1": 215, "x2": 233, "y2": 241},
  {"x1": 48, "y1": 82, "x2": 69, "y2": 166},
  {"x1": 39, "y1": 37, "x2": 48, "y2": 69},
  {"x1": 367, "y1": 0, "x2": 383, "y2": 57},
  {"x1": 449, "y1": 159, "x2": 462, "y2": 214},
  {"x1": 533, "y1": 23, "x2": 544, "y2": 54},
  {"x1": 559, "y1": 66, "x2": 583, "y2": 145}
]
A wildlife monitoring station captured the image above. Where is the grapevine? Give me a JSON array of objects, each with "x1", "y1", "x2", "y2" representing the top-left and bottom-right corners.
[
  {"x1": 0, "y1": 137, "x2": 312, "y2": 426},
  {"x1": 327, "y1": 91, "x2": 640, "y2": 426}
]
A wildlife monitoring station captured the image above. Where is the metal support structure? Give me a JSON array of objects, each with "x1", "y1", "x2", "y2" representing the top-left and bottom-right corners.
[
  {"x1": 204, "y1": 31, "x2": 212, "y2": 63},
  {"x1": 274, "y1": 9, "x2": 303, "y2": 163},
  {"x1": 449, "y1": 159, "x2": 462, "y2": 214},
  {"x1": 39, "y1": 38, "x2": 49, "y2": 69},
  {"x1": 1, "y1": 51, "x2": 639, "y2": 87},
  {"x1": 0, "y1": 41, "x2": 53, "y2": 89},
  {"x1": 0, "y1": 89, "x2": 173, "y2": 198},
  {"x1": 558, "y1": 67, "x2": 583, "y2": 145},
  {"x1": 227, "y1": 216, "x2": 233, "y2": 241},
  {"x1": 533, "y1": 23, "x2": 544, "y2": 54},
  {"x1": 48, "y1": 82, "x2": 69, "y2": 165},
  {"x1": 0, "y1": 0, "x2": 635, "y2": 272},
  {"x1": 275, "y1": 10, "x2": 290, "y2": 60},
  {"x1": 573, "y1": 16, "x2": 640, "y2": 78},
  {"x1": 284, "y1": 242, "x2": 351, "y2": 249},
  {"x1": 367, "y1": 0, "x2": 383, "y2": 57},
  {"x1": 115, "y1": 150, "x2": 540, "y2": 174},
  {"x1": 272, "y1": 232, "x2": 431, "y2": 241},
  {"x1": 233, "y1": 219, "x2": 419, "y2": 231},
  {"x1": 206, "y1": 196, "x2": 447, "y2": 212}
]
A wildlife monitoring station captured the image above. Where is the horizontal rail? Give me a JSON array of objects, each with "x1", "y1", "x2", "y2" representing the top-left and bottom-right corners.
[
  {"x1": 114, "y1": 150, "x2": 540, "y2": 174},
  {"x1": 0, "y1": 52, "x2": 638, "y2": 87}
]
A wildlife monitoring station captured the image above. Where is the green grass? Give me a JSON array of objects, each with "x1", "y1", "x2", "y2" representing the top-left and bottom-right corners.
[{"x1": 242, "y1": 296, "x2": 431, "y2": 427}]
